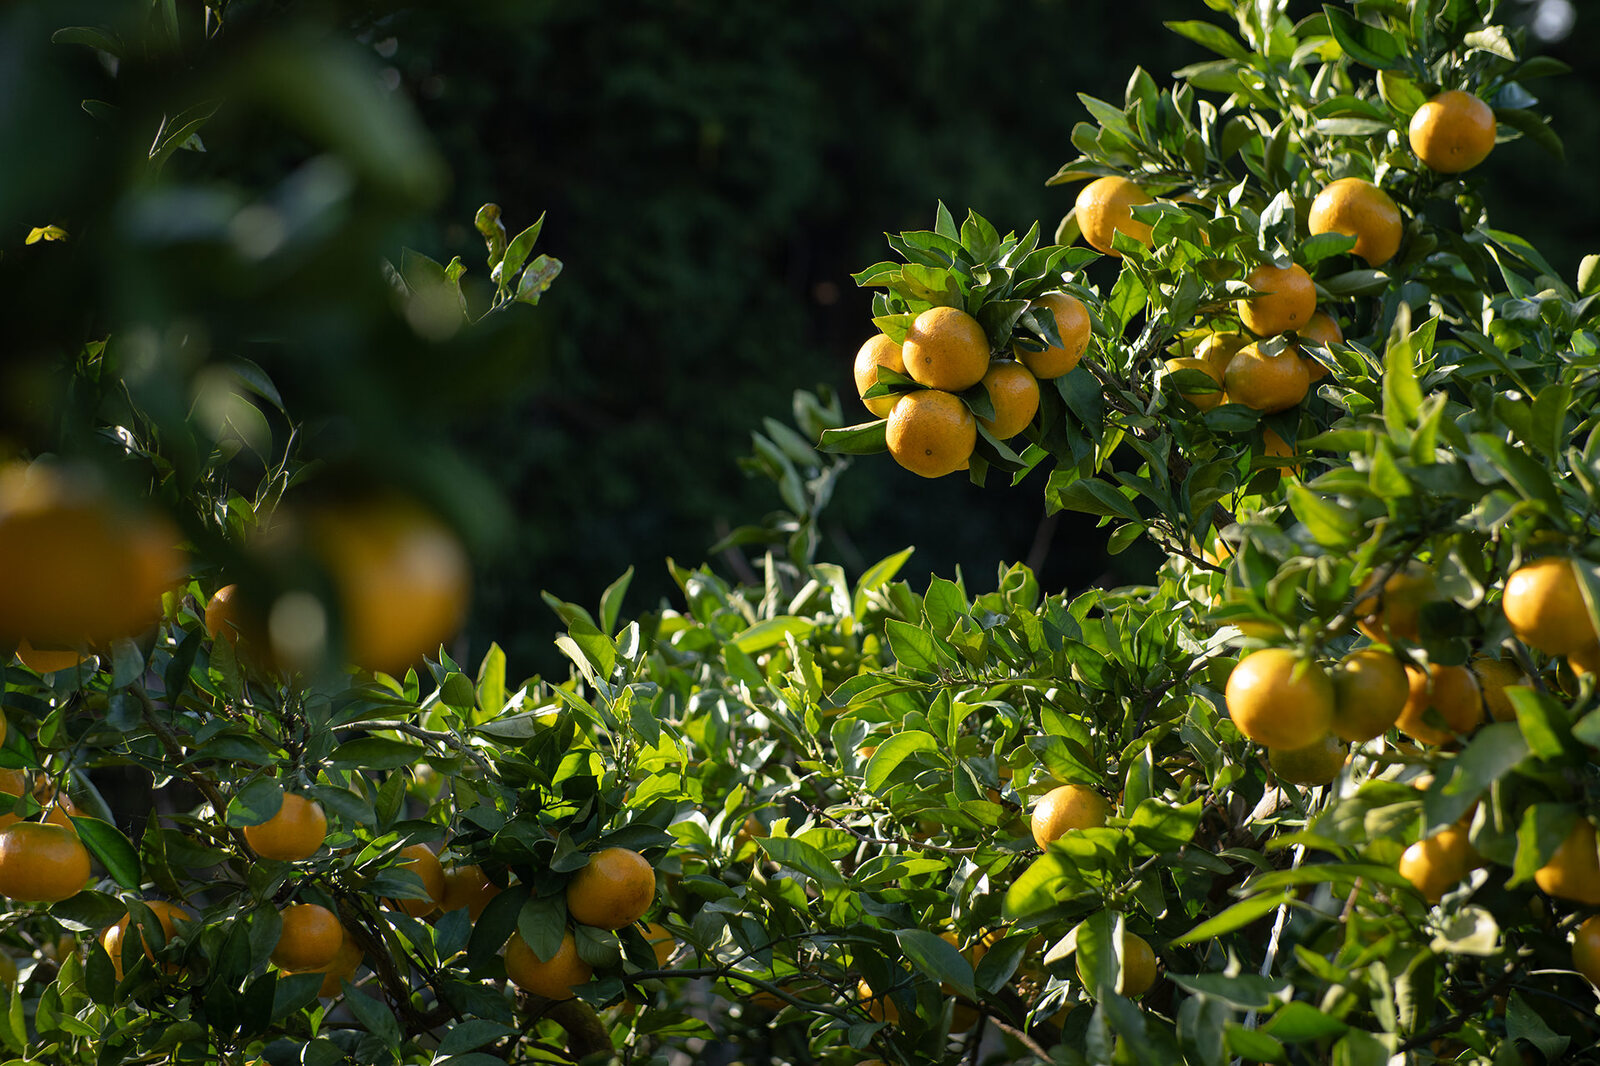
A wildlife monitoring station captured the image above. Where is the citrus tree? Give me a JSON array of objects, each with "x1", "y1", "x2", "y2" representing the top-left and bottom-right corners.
[{"x1": 5, "y1": 1, "x2": 1600, "y2": 1066}]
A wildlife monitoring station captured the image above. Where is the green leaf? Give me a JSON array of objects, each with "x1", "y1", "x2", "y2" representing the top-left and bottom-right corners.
[
  {"x1": 896, "y1": 928, "x2": 976, "y2": 1000},
  {"x1": 1509, "y1": 686, "x2": 1569, "y2": 760},
  {"x1": 1047, "y1": 476, "x2": 1142, "y2": 522},
  {"x1": 1332, "y1": 1028, "x2": 1389, "y2": 1066},
  {"x1": 1429, "y1": 904, "x2": 1500, "y2": 956},
  {"x1": 1286, "y1": 482, "x2": 1359, "y2": 547},
  {"x1": 226, "y1": 778, "x2": 286, "y2": 827},
  {"x1": 1422, "y1": 722, "x2": 1528, "y2": 830},
  {"x1": 1509, "y1": 804, "x2": 1576, "y2": 887},
  {"x1": 1376, "y1": 70, "x2": 1426, "y2": 116},
  {"x1": 342, "y1": 976, "x2": 404, "y2": 1046},
  {"x1": 853, "y1": 547, "x2": 914, "y2": 621},
  {"x1": 757, "y1": 837, "x2": 845, "y2": 888},
  {"x1": 1164, "y1": 19, "x2": 1249, "y2": 60},
  {"x1": 1578, "y1": 254, "x2": 1599, "y2": 296},
  {"x1": 732, "y1": 615, "x2": 817, "y2": 654},
  {"x1": 1382, "y1": 332, "x2": 1423, "y2": 437},
  {"x1": 1172, "y1": 892, "x2": 1293, "y2": 946},
  {"x1": 440, "y1": 671, "x2": 476, "y2": 712},
  {"x1": 149, "y1": 100, "x2": 222, "y2": 172},
  {"x1": 50, "y1": 26, "x2": 124, "y2": 55},
  {"x1": 818, "y1": 420, "x2": 888, "y2": 455},
  {"x1": 73, "y1": 818, "x2": 141, "y2": 891},
  {"x1": 1262, "y1": 1001, "x2": 1348, "y2": 1042},
  {"x1": 328, "y1": 736, "x2": 428, "y2": 771},
  {"x1": 1506, "y1": 991, "x2": 1571, "y2": 1060},
  {"x1": 1125, "y1": 798, "x2": 1203, "y2": 853},
  {"x1": 598, "y1": 568, "x2": 634, "y2": 638},
  {"x1": 1225, "y1": 1024, "x2": 1285, "y2": 1062},
  {"x1": 475, "y1": 643, "x2": 507, "y2": 719},
  {"x1": 884, "y1": 619, "x2": 950, "y2": 673},
  {"x1": 1322, "y1": 5, "x2": 1403, "y2": 69},
  {"x1": 863, "y1": 730, "x2": 945, "y2": 793},
  {"x1": 1002, "y1": 852, "x2": 1091, "y2": 919},
  {"x1": 497, "y1": 215, "x2": 546, "y2": 283},
  {"x1": 1170, "y1": 971, "x2": 1291, "y2": 1011},
  {"x1": 438, "y1": 1020, "x2": 520, "y2": 1056}
]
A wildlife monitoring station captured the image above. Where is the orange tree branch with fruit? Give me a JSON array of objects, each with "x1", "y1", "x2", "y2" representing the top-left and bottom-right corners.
[{"x1": 4, "y1": 1, "x2": 1600, "y2": 1066}]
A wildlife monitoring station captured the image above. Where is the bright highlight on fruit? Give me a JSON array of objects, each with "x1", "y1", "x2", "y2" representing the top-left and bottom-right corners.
[
  {"x1": 1075, "y1": 176, "x2": 1154, "y2": 256},
  {"x1": 885, "y1": 390, "x2": 976, "y2": 478},
  {"x1": 1307, "y1": 177, "x2": 1403, "y2": 267},
  {"x1": 1408, "y1": 90, "x2": 1496, "y2": 174},
  {"x1": 901, "y1": 306, "x2": 990, "y2": 392}
]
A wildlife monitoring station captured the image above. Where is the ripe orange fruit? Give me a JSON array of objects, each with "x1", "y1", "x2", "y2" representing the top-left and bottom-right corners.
[
  {"x1": 1298, "y1": 311, "x2": 1343, "y2": 347},
  {"x1": 1075, "y1": 176, "x2": 1154, "y2": 256},
  {"x1": 901, "y1": 306, "x2": 990, "y2": 392},
  {"x1": 1077, "y1": 930, "x2": 1157, "y2": 997},
  {"x1": 1237, "y1": 263, "x2": 1316, "y2": 337},
  {"x1": 505, "y1": 929, "x2": 593, "y2": 1000},
  {"x1": 854, "y1": 334, "x2": 907, "y2": 419},
  {"x1": 1356, "y1": 562, "x2": 1438, "y2": 645},
  {"x1": 1470, "y1": 657, "x2": 1528, "y2": 722},
  {"x1": 314, "y1": 934, "x2": 362, "y2": 997},
  {"x1": 0, "y1": 462, "x2": 183, "y2": 645},
  {"x1": 1261, "y1": 429, "x2": 1300, "y2": 476},
  {"x1": 885, "y1": 390, "x2": 976, "y2": 478},
  {"x1": 0, "y1": 821, "x2": 91, "y2": 902},
  {"x1": 1503, "y1": 557, "x2": 1599, "y2": 656},
  {"x1": 395, "y1": 844, "x2": 445, "y2": 918},
  {"x1": 14, "y1": 640, "x2": 85, "y2": 675},
  {"x1": 1396, "y1": 663, "x2": 1483, "y2": 745},
  {"x1": 1409, "y1": 90, "x2": 1496, "y2": 173},
  {"x1": 1164, "y1": 357, "x2": 1224, "y2": 411},
  {"x1": 205, "y1": 584, "x2": 243, "y2": 645},
  {"x1": 1297, "y1": 311, "x2": 1343, "y2": 381},
  {"x1": 271, "y1": 903, "x2": 343, "y2": 971},
  {"x1": 1573, "y1": 915, "x2": 1600, "y2": 985},
  {"x1": 242, "y1": 791, "x2": 327, "y2": 862},
  {"x1": 203, "y1": 583, "x2": 272, "y2": 653},
  {"x1": 977, "y1": 361, "x2": 1040, "y2": 440},
  {"x1": 1223, "y1": 343, "x2": 1310, "y2": 413},
  {"x1": 0, "y1": 768, "x2": 27, "y2": 830},
  {"x1": 1016, "y1": 292, "x2": 1091, "y2": 378},
  {"x1": 733, "y1": 813, "x2": 768, "y2": 855},
  {"x1": 1398, "y1": 825, "x2": 1479, "y2": 903},
  {"x1": 857, "y1": 976, "x2": 900, "y2": 1024},
  {"x1": 304, "y1": 499, "x2": 471, "y2": 675},
  {"x1": 640, "y1": 921, "x2": 675, "y2": 967},
  {"x1": 566, "y1": 847, "x2": 656, "y2": 930},
  {"x1": 1196, "y1": 331, "x2": 1249, "y2": 379},
  {"x1": 1031, "y1": 784, "x2": 1110, "y2": 848},
  {"x1": 1224, "y1": 648, "x2": 1335, "y2": 751},
  {"x1": 1268, "y1": 733, "x2": 1347, "y2": 786},
  {"x1": 1330, "y1": 648, "x2": 1410, "y2": 742},
  {"x1": 1308, "y1": 178, "x2": 1403, "y2": 267},
  {"x1": 101, "y1": 900, "x2": 188, "y2": 980},
  {"x1": 1569, "y1": 643, "x2": 1600, "y2": 678},
  {"x1": 1533, "y1": 818, "x2": 1600, "y2": 904},
  {"x1": 440, "y1": 864, "x2": 502, "y2": 920}
]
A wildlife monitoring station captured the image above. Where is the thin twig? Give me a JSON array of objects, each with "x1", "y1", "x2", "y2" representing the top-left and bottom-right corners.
[{"x1": 352, "y1": 719, "x2": 497, "y2": 780}]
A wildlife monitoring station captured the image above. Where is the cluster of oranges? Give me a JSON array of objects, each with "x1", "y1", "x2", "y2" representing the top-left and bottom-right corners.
[
  {"x1": 505, "y1": 846, "x2": 659, "y2": 999},
  {"x1": 1216, "y1": 551, "x2": 1600, "y2": 965},
  {"x1": 61, "y1": 777, "x2": 663, "y2": 1002},
  {"x1": 854, "y1": 293, "x2": 1091, "y2": 478},
  {"x1": 850, "y1": 89, "x2": 1499, "y2": 484}
]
